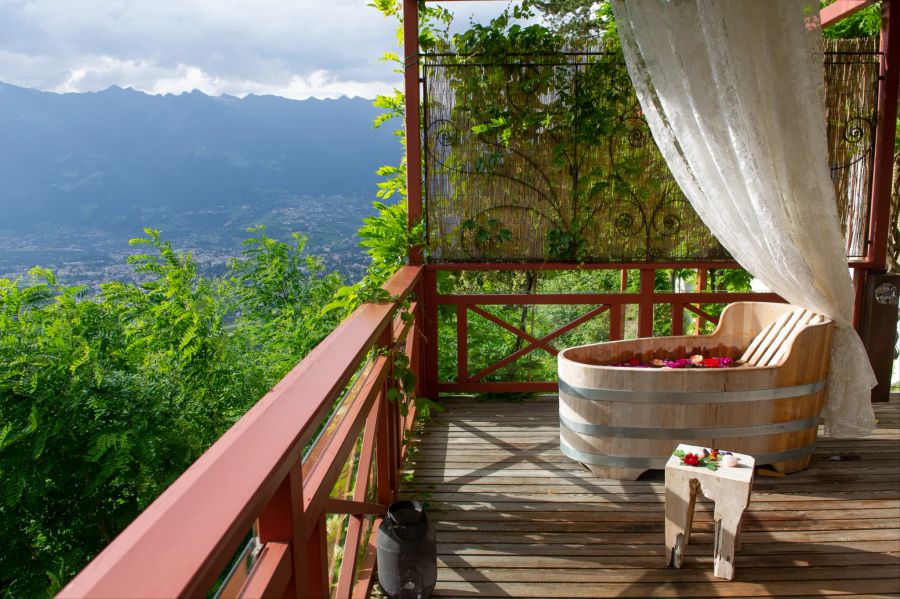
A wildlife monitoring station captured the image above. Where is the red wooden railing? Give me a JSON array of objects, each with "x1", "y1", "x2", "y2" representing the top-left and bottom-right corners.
[
  {"x1": 60, "y1": 265, "x2": 423, "y2": 599},
  {"x1": 422, "y1": 263, "x2": 781, "y2": 396},
  {"x1": 60, "y1": 258, "x2": 783, "y2": 598}
]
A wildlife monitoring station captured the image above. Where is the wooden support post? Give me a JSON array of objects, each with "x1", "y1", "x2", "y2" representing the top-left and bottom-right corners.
[
  {"x1": 457, "y1": 304, "x2": 468, "y2": 383},
  {"x1": 297, "y1": 515, "x2": 330, "y2": 599},
  {"x1": 403, "y1": 0, "x2": 423, "y2": 265},
  {"x1": 866, "y1": 0, "x2": 900, "y2": 271},
  {"x1": 376, "y1": 392, "x2": 394, "y2": 507},
  {"x1": 612, "y1": 269, "x2": 627, "y2": 340},
  {"x1": 856, "y1": 0, "x2": 900, "y2": 397},
  {"x1": 377, "y1": 325, "x2": 399, "y2": 502},
  {"x1": 414, "y1": 275, "x2": 426, "y2": 404},
  {"x1": 672, "y1": 303, "x2": 684, "y2": 336},
  {"x1": 852, "y1": 268, "x2": 868, "y2": 330},
  {"x1": 422, "y1": 269, "x2": 439, "y2": 402},
  {"x1": 609, "y1": 302, "x2": 623, "y2": 341},
  {"x1": 256, "y1": 469, "x2": 303, "y2": 599},
  {"x1": 638, "y1": 268, "x2": 655, "y2": 338},
  {"x1": 696, "y1": 269, "x2": 708, "y2": 335}
]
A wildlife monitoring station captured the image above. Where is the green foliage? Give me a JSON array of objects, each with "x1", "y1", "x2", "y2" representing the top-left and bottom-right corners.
[
  {"x1": 0, "y1": 227, "x2": 342, "y2": 597},
  {"x1": 822, "y1": 1, "x2": 882, "y2": 39},
  {"x1": 434, "y1": 6, "x2": 658, "y2": 262}
]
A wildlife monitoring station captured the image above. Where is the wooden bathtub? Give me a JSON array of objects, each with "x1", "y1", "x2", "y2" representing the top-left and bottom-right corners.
[{"x1": 558, "y1": 302, "x2": 834, "y2": 480}]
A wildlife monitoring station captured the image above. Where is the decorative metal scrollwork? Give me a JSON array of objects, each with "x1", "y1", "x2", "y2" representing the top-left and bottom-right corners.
[
  {"x1": 830, "y1": 114, "x2": 875, "y2": 175},
  {"x1": 623, "y1": 116, "x2": 650, "y2": 148}
]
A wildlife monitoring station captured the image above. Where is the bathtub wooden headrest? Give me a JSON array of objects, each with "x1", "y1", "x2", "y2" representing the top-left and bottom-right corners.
[{"x1": 739, "y1": 308, "x2": 825, "y2": 367}]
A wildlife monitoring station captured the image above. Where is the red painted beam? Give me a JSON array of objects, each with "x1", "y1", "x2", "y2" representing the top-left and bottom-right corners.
[
  {"x1": 457, "y1": 304, "x2": 468, "y2": 382},
  {"x1": 638, "y1": 269, "x2": 656, "y2": 338},
  {"x1": 468, "y1": 304, "x2": 611, "y2": 382},
  {"x1": 403, "y1": 0, "x2": 423, "y2": 265},
  {"x1": 867, "y1": 0, "x2": 900, "y2": 270},
  {"x1": 426, "y1": 261, "x2": 743, "y2": 271},
  {"x1": 821, "y1": 0, "x2": 877, "y2": 28},
  {"x1": 437, "y1": 292, "x2": 644, "y2": 305},
  {"x1": 236, "y1": 542, "x2": 292, "y2": 599}
]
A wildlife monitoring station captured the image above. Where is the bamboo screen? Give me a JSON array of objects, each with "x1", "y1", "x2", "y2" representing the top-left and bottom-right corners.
[
  {"x1": 422, "y1": 38, "x2": 880, "y2": 263},
  {"x1": 824, "y1": 36, "x2": 881, "y2": 259}
]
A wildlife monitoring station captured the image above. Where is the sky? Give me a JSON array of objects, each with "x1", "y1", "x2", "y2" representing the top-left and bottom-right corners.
[{"x1": 0, "y1": 0, "x2": 516, "y2": 100}]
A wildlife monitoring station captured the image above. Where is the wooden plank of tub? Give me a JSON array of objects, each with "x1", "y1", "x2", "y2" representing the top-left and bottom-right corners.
[
  {"x1": 746, "y1": 311, "x2": 795, "y2": 365},
  {"x1": 757, "y1": 309, "x2": 809, "y2": 366}
]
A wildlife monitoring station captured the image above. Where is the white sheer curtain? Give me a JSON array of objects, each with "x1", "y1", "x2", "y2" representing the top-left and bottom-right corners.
[{"x1": 611, "y1": 0, "x2": 876, "y2": 437}]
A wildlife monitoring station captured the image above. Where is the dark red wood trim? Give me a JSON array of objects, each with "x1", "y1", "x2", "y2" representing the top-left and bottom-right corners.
[
  {"x1": 609, "y1": 301, "x2": 623, "y2": 341},
  {"x1": 324, "y1": 499, "x2": 387, "y2": 517},
  {"x1": 437, "y1": 292, "x2": 644, "y2": 305},
  {"x1": 638, "y1": 268, "x2": 655, "y2": 338},
  {"x1": 426, "y1": 261, "x2": 743, "y2": 271},
  {"x1": 467, "y1": 305, "x2": 558, "y2": 354},
  {"x1": 297, "y1": 515, "x2": 329, "y2": 599},
  {"x1": 852, "y1": 268, "x2": 868, "y2": 329},
  {"x1": 237, "y1": 541, "x2": 292, "y2": 599},
  {"x1": 867, "y1": 0, "x2": 900, "y2": 270},
  {"x1": 652, "y1": 292, "x2": 783, "y2": 303},
  {"x1": 457, "y1": 304, "x2": 468, "y2": 383},
  {"x1": 468, "y1": 305, "x2": 611, "y2": 382},
  {"x1": 672, "y1": 303, "x2": 684, "y2": 336},
  {"x1": 684, "y1": 303, "x2": 719, "y2": 325},
  {"x1": 301, "y1": 360, "x2": 389, "y2": 535},
  {"x1": 350, "y1": 518, "x2": 380, "y2": 599},
  {"x1": 422, "y1": 268, "x2": 439, "y2": 402}
]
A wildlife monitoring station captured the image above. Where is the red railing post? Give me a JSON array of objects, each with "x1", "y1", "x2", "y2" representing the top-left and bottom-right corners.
[
  {"x1": 638, "y1": 268, "x2": 655, "y2": 338},
  {"x1": 403, "y1": 0, "x2": 423, "y2": 265},
  {"x1": 256, "y1": 468, "x2": 303, "y2": 598},
  {"x1": 866, "y1": 0, "x2": 900, "y2": 271},
  {"x1": 456, "y1": 304, "x2": 468, "y2": 383},
  {"x1": 696, "y1": 268, "x2": 708, "y2": 335},
  {"x1": 611, "y1": 268, "x2": 627, "y2": 340},
  {"x1": 609, "y1": 300, "x2": 623, "y2": 341},
  {"x1": 671, "y1": 303, "x2": 684, "y2": 336},
  {"x1": 422, "y1": 268, "x2": 439, "y2": 402},
  {"x1": 376, "y1": 393, "x2": 395, "y2": 507},
  {"x1": 297, "y1": 515, "x2": 330, "y2": 599}
]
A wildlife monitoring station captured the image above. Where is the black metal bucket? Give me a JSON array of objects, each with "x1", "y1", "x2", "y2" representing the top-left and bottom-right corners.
[{"x1": 376, "y1": 500, "x2": 436, "y2": 599}]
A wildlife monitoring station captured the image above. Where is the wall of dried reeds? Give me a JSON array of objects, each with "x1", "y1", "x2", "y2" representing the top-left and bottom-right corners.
[{"x1": 422, "y1": 37, "x2": 880, "y2": 263}]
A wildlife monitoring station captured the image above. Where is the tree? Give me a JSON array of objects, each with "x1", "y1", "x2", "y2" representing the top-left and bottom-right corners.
[{"x1": 0, "y1": 228, "x2": 343, "y2": 597}]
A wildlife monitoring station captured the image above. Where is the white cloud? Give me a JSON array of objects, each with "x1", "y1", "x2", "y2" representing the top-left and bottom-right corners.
[
  {"x1": 0, "y1": 0, "x2": 533, "y2": 99},
  {"x1": 0, "y1": 0, "x2": 403, "y2": 98}
]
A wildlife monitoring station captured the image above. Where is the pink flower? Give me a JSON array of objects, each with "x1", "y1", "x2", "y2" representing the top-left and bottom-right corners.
[
  {"x1": 702, "y1": 357, "x2": 721, "y2": 368},
  {"x1": 720, "y1": 357, "x2": 734, "y2": 367}
]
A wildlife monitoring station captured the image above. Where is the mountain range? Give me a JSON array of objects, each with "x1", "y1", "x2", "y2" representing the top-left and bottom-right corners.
[{"x1": 0, "y1": 82, "x2": 401, "y2": 282}]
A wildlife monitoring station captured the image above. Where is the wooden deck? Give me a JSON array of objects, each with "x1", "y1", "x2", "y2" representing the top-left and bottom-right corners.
[{"x1": 400, "y1": 396, "x2": 900, "y2": 598}]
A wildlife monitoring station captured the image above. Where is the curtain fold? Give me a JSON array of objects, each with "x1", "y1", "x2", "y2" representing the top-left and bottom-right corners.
[{"x1": 611, "y1": 0, "x2": 876, "y2": 436}]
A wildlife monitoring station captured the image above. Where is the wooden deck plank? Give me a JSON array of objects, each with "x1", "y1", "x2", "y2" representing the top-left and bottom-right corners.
[{"x1": 398, "y1": 397, "x2": 900, "y2": 598}]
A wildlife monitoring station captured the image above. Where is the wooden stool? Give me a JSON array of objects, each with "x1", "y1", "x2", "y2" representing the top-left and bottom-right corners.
[{"x1": 664, "y1": 444, "x2": 755, "y2": 580}]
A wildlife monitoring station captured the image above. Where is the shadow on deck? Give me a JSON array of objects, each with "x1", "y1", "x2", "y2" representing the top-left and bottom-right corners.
[{"x1": 401, "y1": 396, "x2": 900, "y2": 598}]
